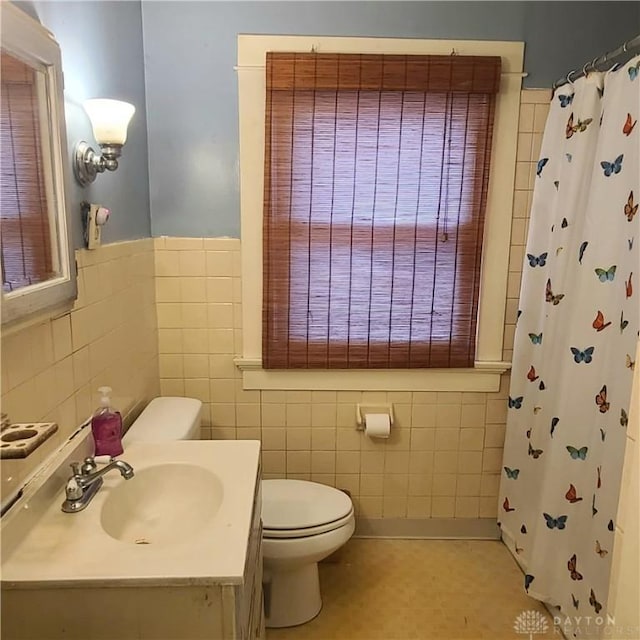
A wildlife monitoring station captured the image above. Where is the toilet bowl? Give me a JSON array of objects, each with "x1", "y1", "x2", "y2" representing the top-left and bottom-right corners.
[
  {"x1": 262, "y1": 479, "x2": 355, "y2": 628},
  {"x1": 126, "y1": 398, "x2": 355, "y2": 629}
]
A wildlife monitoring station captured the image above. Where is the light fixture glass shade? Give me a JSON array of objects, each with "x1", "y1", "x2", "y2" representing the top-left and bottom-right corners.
[{"x1": 83, "y1": 99, "x2": 135, "y2": 145}]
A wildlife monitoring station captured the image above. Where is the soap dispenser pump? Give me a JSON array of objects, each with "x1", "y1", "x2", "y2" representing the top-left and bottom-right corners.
[{"x1": 91, "y1": 386, "x2": 123, "y2": 457}]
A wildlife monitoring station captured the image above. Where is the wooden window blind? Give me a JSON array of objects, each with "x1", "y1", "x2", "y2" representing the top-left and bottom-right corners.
[
  {"x1": 263, "y1": 52, "x2": 500, "y2": 369},
  {"x1": 1, "y1": 51, "x2": 53, "y2": 292}
]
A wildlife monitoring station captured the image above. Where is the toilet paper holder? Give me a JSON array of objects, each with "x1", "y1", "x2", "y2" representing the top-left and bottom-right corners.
[{"x1": 355, "y1": 404, "x2": 395, "y2": 430}]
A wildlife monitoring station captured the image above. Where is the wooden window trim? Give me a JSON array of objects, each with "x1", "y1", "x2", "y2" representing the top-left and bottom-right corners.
[{"x1": 236, "y1": 35, "x2": 523, "y2": 391}]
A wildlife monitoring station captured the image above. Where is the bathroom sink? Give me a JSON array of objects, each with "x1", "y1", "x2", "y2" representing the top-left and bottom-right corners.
[
  {"x1": 2, "y1": 440, "x2": 260, "y2": 584},
  {"x1": 100, "y1": 463, "x2": 224, "y2": 545}
]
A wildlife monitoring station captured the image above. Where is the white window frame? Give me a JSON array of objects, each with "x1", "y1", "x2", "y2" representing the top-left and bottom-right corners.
[
  {"x1": 236, "y1": 35, "x2": 523, "y2": 392},
  {"x1": 1, "y1": 4, "x2": 76, "y2": 330}
]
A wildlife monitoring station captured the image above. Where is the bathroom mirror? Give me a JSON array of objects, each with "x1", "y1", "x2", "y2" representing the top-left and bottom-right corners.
[{"x1": 0, "y1": 4, "x2": 76, "y2": 327}]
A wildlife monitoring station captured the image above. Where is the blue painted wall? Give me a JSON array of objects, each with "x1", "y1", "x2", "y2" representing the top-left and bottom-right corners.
[
  {"x1": 15, "y1": 0, "x2": 151, "y2": 246},
  {"x1": 141, "y1": 1, "x2": 639, "y2": 239},
  {"x1": 12, "y1": 1, "x2": 637, "y2": 242}
]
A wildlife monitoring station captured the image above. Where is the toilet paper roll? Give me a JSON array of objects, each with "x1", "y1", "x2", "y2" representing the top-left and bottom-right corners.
[{"x1": 364, "y1": 413, "x2": 391, "y2": 439}]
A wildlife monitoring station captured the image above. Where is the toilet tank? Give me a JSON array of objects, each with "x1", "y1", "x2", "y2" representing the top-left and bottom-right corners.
[{"x1": 123, "y1": 397, "x2": 202, "y2": 444}]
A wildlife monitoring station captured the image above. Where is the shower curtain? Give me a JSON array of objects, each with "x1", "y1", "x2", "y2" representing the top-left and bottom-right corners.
[{"x1": 498, "y1": 55, "x2": 639, "y2": 622}]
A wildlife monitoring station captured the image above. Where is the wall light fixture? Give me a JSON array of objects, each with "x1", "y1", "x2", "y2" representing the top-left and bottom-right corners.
[{"x1": 74, "y1": 99, "x2": 135, "y2": 186}]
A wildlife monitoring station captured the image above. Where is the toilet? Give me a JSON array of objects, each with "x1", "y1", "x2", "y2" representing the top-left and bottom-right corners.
[
  {"x1": 123, "y1": 396, "x2": 202, "y2": 443},
  {"x1": 261, "y1": 479, "x2": 355, "y2": 628},
  {"x1": 125, "y1": 397, "x2": 355, "y2": 629}
]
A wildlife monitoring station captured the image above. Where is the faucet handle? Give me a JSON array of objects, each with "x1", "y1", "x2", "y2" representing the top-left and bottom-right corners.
[
  {"x1": 81, "y1": 458, "x2": 97, "y2": 474},
  {"x1": 65, "y1": 476, "x2": 83, "y2": 500},
  {"x1": 70, "y1": 462, "x2": 81, "y2": 476}
]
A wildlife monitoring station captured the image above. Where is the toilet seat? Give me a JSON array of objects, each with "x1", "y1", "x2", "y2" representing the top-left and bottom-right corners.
[
  {"x1": 262, "y1": 479, "x2": 353, "y2": 538},
  {"x1": 263, "y1": 509, "x2": 355, "y2": 539}
]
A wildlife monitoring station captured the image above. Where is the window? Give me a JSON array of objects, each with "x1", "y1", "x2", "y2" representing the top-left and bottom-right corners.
[
  {"x1": 263, "y1": 53, "x2": 500, "y2": 370},
  {"x1": 237, "y1": 36, "x2": 523, "y2": 391}
]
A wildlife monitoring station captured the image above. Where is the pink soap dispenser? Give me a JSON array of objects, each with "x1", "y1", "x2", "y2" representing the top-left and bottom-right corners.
[{"x1": 91, "y1": 386, "x2": 123, "y2": 457}]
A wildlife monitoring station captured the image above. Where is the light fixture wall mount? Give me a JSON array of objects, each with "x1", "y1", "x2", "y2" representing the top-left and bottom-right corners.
[
  {"x1": 73, "y1": 99, "x2": 135, "y2": 187},
  {"x1": 74, "y1": 141, "x2": 123, "y2": 186}
]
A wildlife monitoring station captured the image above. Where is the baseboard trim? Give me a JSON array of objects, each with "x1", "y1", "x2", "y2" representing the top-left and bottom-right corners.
[{"x1": 354, "y1": 517, "x2": 500, "y2": 539}]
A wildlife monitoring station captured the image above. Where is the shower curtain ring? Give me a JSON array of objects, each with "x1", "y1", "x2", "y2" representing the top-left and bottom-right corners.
[
  {"x1": 566, "y1": 69, "x2": 577, "y2": 84},
  {"x1": 583, "y1": 57, "x2": 598, "y2": 77}
]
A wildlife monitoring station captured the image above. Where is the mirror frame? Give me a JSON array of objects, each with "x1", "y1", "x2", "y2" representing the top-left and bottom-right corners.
[{"x1": 1, "y1": 3, "x2": 76, "y2": 327}]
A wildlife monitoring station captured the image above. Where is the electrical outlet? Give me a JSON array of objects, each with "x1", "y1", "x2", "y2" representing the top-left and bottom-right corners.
[
  {"x1": 81, "y1": 203, "x2": 111, "y2": 249},
  {"x1": 87, "y1": 204, "x2": 101, "y2": 249}
]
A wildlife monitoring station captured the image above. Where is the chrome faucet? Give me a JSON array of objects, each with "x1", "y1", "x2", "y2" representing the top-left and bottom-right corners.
[{"x1": 61, "y1": 456, "x2": 134, "y2": 513}]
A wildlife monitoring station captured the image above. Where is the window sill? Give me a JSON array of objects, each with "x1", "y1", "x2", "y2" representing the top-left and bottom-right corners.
[{"x1": 233, "y1": 358, "x2": 511, "y2": 392}]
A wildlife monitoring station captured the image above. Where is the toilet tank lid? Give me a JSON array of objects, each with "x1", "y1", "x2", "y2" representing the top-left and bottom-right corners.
[
  {"x1": 126, "y1": 397, "x2": 201, "y2": 441},
  {"x1": 262, "y1": 479, "x2": 353, "y2": 530}
]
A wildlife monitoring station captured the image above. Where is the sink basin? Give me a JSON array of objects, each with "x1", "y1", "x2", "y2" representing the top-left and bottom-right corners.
[
  {"x1": 100, "y1": 463, "x2": 223, "y2": 545},
  {"x1": 2, "y1": 440, "x2": 260, "y2": 584}
]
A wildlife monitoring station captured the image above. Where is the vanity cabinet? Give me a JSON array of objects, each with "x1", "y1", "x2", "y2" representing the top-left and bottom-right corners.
[
  {"x1": 226, "y1": 478, "x2": 265, "y2": 639},
  {"x1": 1, "y1": 441, "x2": 265, "y2": 640}
]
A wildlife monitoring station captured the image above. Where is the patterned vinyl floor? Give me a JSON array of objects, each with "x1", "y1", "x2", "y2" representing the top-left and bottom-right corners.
[{"x1": 266, "y1": 538, "x2": 557, "y2": 640}]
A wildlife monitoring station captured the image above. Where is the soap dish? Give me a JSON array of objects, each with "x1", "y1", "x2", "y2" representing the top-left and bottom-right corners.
[{"x1": 0, "y1": 422, "x2": 58, "y2": 459}]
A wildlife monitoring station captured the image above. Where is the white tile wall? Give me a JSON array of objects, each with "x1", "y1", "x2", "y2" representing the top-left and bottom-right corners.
[{"x1": 1, "y1": 240, "x2": 160, "y2": 503}]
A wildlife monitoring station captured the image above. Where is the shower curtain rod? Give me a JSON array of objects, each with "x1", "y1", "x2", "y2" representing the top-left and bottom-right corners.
[{"x1": 553, "y1": 32, "x2": 640, "y2": 91}]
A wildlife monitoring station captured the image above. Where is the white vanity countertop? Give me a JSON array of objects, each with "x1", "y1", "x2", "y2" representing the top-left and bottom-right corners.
[{"x1": 1, "y1": 440, "x2": 261, "y2": 588}]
